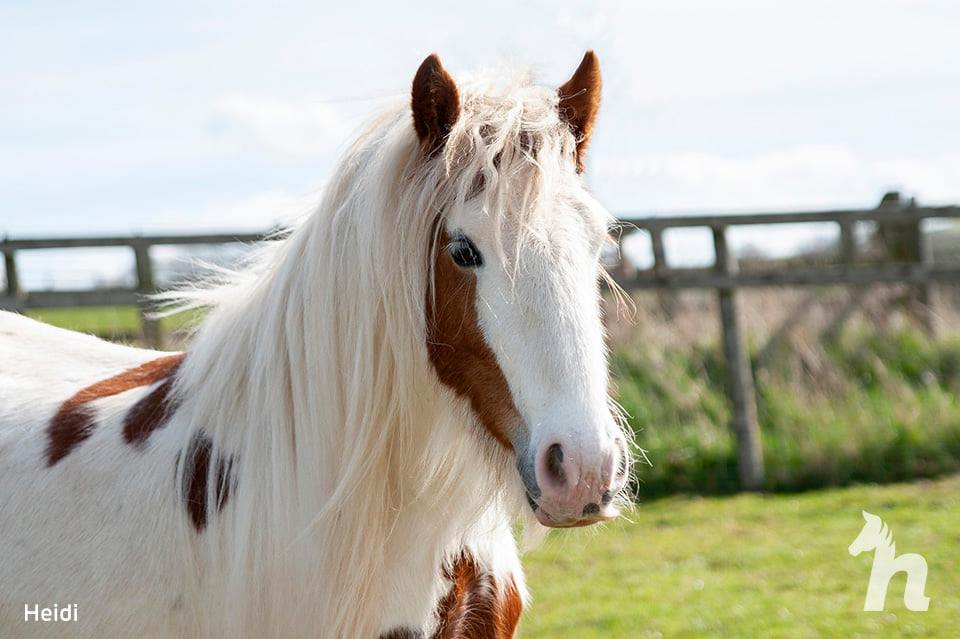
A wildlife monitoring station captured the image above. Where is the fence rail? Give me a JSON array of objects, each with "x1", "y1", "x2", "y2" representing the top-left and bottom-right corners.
[
  {"x1": 0, "y1": 232, "x2": 268, "y2": 347},
  {"x1": 3, "y1": 193, "x2": 958, "y2": 491}
]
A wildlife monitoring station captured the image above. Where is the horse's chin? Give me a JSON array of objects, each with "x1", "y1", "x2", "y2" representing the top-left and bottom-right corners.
[{"x1": 531, "y1": 504, "x2": 619, "y2": 529}]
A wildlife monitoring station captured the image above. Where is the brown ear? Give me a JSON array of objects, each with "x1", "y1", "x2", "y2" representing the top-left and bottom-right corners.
[
  {"x1": 411, "y1": 54, "x2": 460, "y2": 153},
  {"x1": 558, "y1": 51, "x2": 602, "y2": 172}
]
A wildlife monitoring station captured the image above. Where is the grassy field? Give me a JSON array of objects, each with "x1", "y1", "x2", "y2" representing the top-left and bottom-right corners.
[{"x1": 521, "y1": 474, "x2": 960, "y2": 638}]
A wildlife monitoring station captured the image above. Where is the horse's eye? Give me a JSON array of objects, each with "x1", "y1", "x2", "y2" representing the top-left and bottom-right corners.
[{"x1": 449, "y1": 234, "x2": 483, "y2": 268}]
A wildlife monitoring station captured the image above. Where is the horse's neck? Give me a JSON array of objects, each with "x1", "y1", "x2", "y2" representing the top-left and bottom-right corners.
[
  {"x1": 179, "y1": 362, "x2": 518, "y2": 637},
  {"x1": 374, "y1": 400, "x2": 521, "y2": 634},
  {"x1": 390, "y1": 393, "x2": 520, "y2": 536},
  {"x1": 170, "y1": 223, "x2": 523, "y2": 635}
]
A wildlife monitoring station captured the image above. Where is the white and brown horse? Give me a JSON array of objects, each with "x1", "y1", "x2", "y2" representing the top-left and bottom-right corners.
[{"x1": 0, "y1": 52, "x2": 630, "y2": 638}]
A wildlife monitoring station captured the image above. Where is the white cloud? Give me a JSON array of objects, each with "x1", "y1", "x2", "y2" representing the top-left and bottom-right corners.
[
  {"x1": 604, "y1": 144, "x2": 960, "y2": 268},
  {"x1": 596, "y1": 145, "x2": 960, "y2": 212},
  {"x1": 145, "y1": 190, "x2": 319, "y2": 233},
  {"x1": 599, "y1": 1, "x2": 960, "y2": 102},
  {"x1": 212, "y1": 94, "x2": 350, "y2": 158}
]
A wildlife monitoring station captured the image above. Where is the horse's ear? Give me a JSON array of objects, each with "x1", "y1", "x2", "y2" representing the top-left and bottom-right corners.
[
  {"x1": 411, "y1": 53, "x2": 460, "y2": 153},
  {"x1": 862, "y1": 510, "x2": 877, "y2": 522},
  {"x1": 558, "y1": 50, "x2": 602, "y2": 172}
]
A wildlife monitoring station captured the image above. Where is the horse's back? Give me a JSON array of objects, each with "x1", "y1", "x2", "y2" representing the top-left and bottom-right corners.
[
  {"x1": 0, "y1": 311, "x2": 166, "y2": 447},
  {"x1": 0, "y1": 311, "x2": 158, "y2": 454},
  {"x1": 0, "y1": 310, "x2": 160, "y2": 393}
]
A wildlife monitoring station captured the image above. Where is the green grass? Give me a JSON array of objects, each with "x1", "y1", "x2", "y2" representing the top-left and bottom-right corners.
[
  {"x1": 615, "y1": 324, "x2": 960, "y2": 497},
  {"x1": 25, "y1": 305, "x2": 196, "y2": 342},
  {"x1": 522, "y1": 474, "x2": 960, "y2": 638}
]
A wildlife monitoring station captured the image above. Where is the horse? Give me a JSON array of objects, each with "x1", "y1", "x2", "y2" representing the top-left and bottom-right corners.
[{"x1": 0, "y1": 51, "x2": 631, "y2": 638}]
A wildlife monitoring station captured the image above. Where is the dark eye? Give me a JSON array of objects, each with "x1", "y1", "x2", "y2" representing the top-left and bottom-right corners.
[{"x1": 449, "y1": 234, "x2": 483, "y2": 268}]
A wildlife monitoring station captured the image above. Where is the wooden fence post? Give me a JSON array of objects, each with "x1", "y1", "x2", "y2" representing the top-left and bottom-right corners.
[
  {"x1": 133, "y1": 242, "x2": 163, "y2": 349},
  {"x1": 874, "y1": 192, "x2": 937, "y2": 336},
  {"x1": 838, "y1": 219, "x2": 856, "y2": 267},
  {"x1": 911, "y1": 199, "x2": 938, "y2": 337},
  {"x1": 650, "y1": 226, "x2": 667, "y2": 275},
  {"x1": 713, "y1": 226, "x2": 765, "y2": 490},
  {"x1": 828, "y1": 214, "x2": 870, "y2": 341},
  {"x1": 3, "y1": 250, "x2": 20, "y2": 298},
  {"x1": 649, "y1": 226, "x2": 678, "y2": 317}
]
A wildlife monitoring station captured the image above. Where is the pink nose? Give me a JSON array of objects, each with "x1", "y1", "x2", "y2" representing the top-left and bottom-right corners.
[{"x1": 532, "y1": 438, "x2": 628, "y2": 527}]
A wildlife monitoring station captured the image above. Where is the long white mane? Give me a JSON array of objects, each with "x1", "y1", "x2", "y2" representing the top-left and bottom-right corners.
[{"x1": 156, "y1": 71, "x2": 579, "y2": 637}]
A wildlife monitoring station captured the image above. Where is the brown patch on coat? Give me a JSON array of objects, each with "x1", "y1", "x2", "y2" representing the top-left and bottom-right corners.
[
  {"x1": 123, "y1": 375, "x2": 181, "y2": 446},
  {"x1": 180, "y1": 432, "x2": 233, "y2": 532},
  {"x1": 432, "y1": 552, "x2": 523, "y2": 639},
  {"x1": 425, "y1": 233, "x2": 521, "y2": 449},
  {"x1": 46, "y1": 353, "x2": 185, "y2": 466},
  {"x1": 558, "y1": 51, "x2": 602, "y2": 173},
  {"x1": 412, "y1": 53, "x2": 461, "y2": 153},
  {"x1": 380, "y1": 629, "x2": 424, "y2": 639}
]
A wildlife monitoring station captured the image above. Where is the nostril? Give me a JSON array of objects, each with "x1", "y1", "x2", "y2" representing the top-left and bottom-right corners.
[
  {"x1": 545, "y1": 443, "x2": 566, "y2": 487},
  {"x1": 582, "y1": 502, "x2": 600, "y2": 516},
  {"x1": 600, "y1": 490, "x2": 612, "y2": 505}
]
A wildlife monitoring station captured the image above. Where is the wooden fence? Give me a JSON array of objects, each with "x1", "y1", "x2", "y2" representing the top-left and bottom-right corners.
[
  {"x1": 2, "y1": 192, "x2": 958, "y2": 490},
  {"x1": 612, "y1": 192, "x2": 960, "y2": 489},
  {"x1": 0, "y1": 232, "x2": 264, "y2": 348}
]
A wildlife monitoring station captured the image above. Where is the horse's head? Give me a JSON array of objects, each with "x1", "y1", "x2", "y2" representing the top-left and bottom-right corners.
[
  {"x1": 848, "y1": 510, "x2": 882, "y2": 556},
  {"x1": 413, "y1": 52, "x2": 630, "y2": 528}
]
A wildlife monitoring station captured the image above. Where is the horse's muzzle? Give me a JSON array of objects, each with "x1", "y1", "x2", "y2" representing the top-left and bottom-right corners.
[{"x1": 524, "y1": 435, "x2": 629, "y2": 528}]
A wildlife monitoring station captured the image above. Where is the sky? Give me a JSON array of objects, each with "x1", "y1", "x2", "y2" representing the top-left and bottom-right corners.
[{"x1": 2, "y1": 1, "x2": 960, "y2": 286}]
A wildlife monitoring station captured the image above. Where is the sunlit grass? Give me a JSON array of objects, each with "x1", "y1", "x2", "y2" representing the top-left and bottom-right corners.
[{"x1": 25, "y1": 305, "x2": 199, "y2": 344}]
